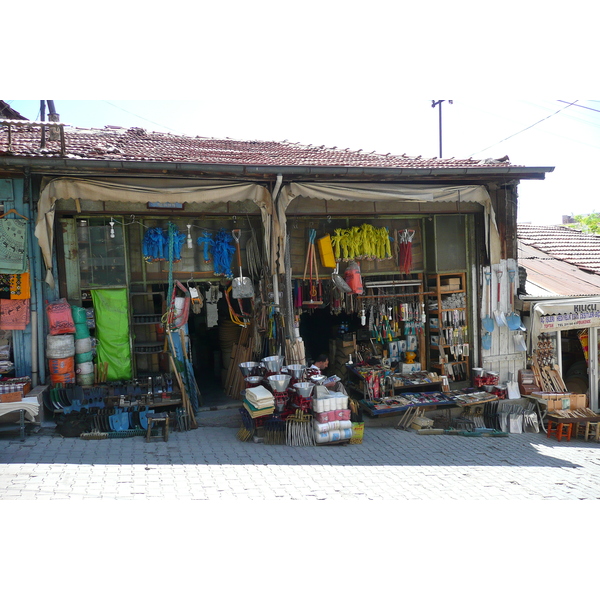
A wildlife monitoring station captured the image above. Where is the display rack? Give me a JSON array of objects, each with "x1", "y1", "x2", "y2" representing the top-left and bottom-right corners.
[{"x1": 426, "y1": 272, "x2": 470, "y2": 383}]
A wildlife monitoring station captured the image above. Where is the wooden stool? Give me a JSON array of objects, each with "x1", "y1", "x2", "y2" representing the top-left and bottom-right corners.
[
  {"x1": 146, "y1": 412, "x2": 170, "y2": 442},
  {"x1": 585, "y1": 421, "x2": 600, "y2": 442},
  {"x1": 547, "y1": 419, "x2": 572, "y2": 442}
]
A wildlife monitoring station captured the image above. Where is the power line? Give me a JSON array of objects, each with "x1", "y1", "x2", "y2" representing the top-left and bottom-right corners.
[
  {"x1": 468, "y1": 100, "x2": 579, "y2": 157},
  {"x1": 102, "y1": 101, "x2": 188, "y2": 135},
  {"x1": 557, "y1": 100, "x2": 600, "y2": 114}
]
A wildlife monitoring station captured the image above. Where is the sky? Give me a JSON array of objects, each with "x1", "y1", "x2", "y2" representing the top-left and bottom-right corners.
[
  {"x1": 5, "y1": 2, "x2": 599, "y2": 227},
  {"x1": 6, "y1": 99, "x2": 599, "y2": 225}
]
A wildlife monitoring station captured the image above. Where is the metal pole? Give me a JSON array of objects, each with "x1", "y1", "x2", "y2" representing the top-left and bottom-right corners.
[
  {"x1": 438, "y1": 102, "x2": 443, "y2": 158},
  {"x1": 431, "y1": 100, "x2": 452, "y2": 159}
]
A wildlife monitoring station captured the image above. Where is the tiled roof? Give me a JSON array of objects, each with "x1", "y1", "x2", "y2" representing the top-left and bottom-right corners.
[
  {"x1": 518, "y1": 239, "x2": 600, "y2": 297},
  {"x1": 0, "y1": 120, "x2": 519, "y2": 169},
  {"x1": 518, "y1": 224, "x2": 600, "y2": 275}
]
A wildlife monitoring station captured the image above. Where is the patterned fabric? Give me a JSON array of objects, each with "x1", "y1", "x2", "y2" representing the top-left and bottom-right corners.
[
  {"x1": 9, "y1": 273, "x2": 30, "y2": 299},
  {"x1": 0, "y1": 219, "x2": 28, "y2": 274},
  {"x1": 0, "y1": 299, "x2": 30, "y2": 330},
  {"x1": 0, "y1": 275, "x2": 10, "y2": 299}
]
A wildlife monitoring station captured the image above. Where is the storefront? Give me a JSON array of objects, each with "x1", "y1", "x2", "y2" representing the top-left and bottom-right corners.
[
  {"x1": 528, "y1": 297, "x2": 600, "y2": 412},
  {"x1": 0, "y1": 119, "x2": 557, "y2": 442}
]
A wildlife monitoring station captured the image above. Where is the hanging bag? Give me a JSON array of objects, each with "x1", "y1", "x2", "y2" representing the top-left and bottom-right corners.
[{"x1": 46, "y1": 299, "x2": 76, "y2": 335}]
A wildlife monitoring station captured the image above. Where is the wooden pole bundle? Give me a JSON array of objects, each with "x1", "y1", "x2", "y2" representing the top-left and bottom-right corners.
[{"x1": 225, "y1": 323, "x2": 255, "y2": 400}]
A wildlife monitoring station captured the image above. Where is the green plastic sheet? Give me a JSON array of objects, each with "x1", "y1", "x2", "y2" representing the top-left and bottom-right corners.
[{"x1": 91, "y1": 289, "x2": 132, "y2": 381}]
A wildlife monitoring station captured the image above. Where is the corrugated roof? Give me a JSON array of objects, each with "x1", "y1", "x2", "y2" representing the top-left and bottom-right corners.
[
  {"x1": 518, "y1": 224, "x2": 600, "y2": 275},
  {"x1": 0, "y1": 120, "x2": 524, "y2": 170},
  {"x1": 518, "y1": 240, "x2": 600, "y2": 297}
]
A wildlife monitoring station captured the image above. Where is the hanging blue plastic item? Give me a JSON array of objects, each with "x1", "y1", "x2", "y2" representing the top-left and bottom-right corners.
[
  {"x1": 165, "y1": 222, "x2": 186, "y2": 261},
  {"x1": 212, "y1": 228, "x2": 235, "y2": 278},
  {"x1": 143, "y1": 227, "x2": 165, "y2": 262},
  {"x1": 197, "y1": 231, "x2": 214, "y2": 264}
]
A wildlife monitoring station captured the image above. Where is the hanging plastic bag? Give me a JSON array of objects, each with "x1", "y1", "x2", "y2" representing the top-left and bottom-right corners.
[
  {"x1": 344, "y1": 260, "x2": 363, "y2": 295},
  {"x1": 46, "y1": 299, "x2": 76, "y2": 335}
]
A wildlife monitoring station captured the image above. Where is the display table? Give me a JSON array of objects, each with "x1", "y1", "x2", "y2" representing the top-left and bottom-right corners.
[
  {"x1": 0, "y1": 397, "x2": 40, "y2": 441},
  {"x1": 360, "y1": 392, "x2": 455, "y2": 417}
]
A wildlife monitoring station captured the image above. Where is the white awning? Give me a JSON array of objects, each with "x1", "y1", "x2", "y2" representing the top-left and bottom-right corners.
[
  {"x1": 277, "y1": 182, "x2": 500, "y2": 273},
  {"x1": 35, "y1": 177, "x2": 273, "y2": 287},
  {"x1": 530, "y1": 296, "x2": 600, "y2": 341}
]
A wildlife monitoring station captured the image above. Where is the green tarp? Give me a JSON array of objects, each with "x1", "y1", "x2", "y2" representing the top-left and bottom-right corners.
[{"x1": 91, "y1": 288, "x2": 132, "y2": 381}]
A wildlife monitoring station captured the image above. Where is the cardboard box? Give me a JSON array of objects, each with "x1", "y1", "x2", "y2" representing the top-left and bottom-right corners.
[
  {"x1": 441, "y1": 277, "x2": 461, "y2": 286},
  {"x1": 0, "y1": 391, "x2": 23, "y2": 403},
  {"x1": 400, "y1": 362, "x2": 421, "y2": 374},
  {"x1": 570, "y1": 394, "x2": 587, "y2": 409}
]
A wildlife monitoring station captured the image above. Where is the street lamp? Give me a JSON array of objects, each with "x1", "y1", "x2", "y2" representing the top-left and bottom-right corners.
[{"x1": 431, "y1": 100, "x2": 453, "y2": 158}]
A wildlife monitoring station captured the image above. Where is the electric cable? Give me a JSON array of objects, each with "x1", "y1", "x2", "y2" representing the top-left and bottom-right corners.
[{"x1": 468, "y1": 100, "x2": 580, "y2": 157}]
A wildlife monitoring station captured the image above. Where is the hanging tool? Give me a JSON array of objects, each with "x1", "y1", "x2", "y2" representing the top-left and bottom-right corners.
[
  {"x1": 231, "y1": 229, "x2": 254, "y2": 298},
  {"x1": 303, "y1": 228, "x2": 323, "y2": 306},
  {"x1": 506, "y1": 268, "x2": 525, "y2": 330},
  {"x1": 494, "y1": 268, "x2": 507, "y2": 326}
]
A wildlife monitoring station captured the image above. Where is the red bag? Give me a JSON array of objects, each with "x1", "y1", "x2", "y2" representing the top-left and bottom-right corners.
[{"x1": 46, "y1": 299, "x2": 76, "y2": 335}]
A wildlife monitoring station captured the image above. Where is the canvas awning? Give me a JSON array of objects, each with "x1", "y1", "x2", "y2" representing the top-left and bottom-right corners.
[
  {"x1": 530, "y1": 296, "x2": 600, "y2": 341},
  {"x1": 277, "y1": 182, "x2": 501, "y2": 272},
  {"x1": 35, "y1": 177, "x2": 273, "y2": 287}
]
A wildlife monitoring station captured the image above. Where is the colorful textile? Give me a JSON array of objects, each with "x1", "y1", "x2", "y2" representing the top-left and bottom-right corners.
[
  {"x1": 0, "y1": 299, "x2": 30, "y2": 330},
  {"x1": 9, "y1": 273, "x2": 30, "y2": 299},
  {"x1": 0, "y1": 275, "x2": 10, "y2": 299},
  {"x1": 0, "y1": 219, "x2": 27, "y2": 274}
]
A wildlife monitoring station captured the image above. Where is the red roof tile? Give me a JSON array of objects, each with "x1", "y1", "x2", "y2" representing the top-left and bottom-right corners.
[{"x1": 0, "y1": 121, "x2": 521, "y2": 170}]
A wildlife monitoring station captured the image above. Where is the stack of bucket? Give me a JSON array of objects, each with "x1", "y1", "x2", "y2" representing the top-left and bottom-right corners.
[
  {"x1": 46, "y1": 333, "x2": 76, "y2": 385},
  {"x1": 71, "y1": 305, "x2": 95, "y2": 386},
  {"x1": 312, "y1": 394, "x2": 353, "y2": 444}
]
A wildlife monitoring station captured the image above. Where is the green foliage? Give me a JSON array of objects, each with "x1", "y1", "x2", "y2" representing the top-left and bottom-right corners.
[{"x1": 568, "y1": 212, "x2": 600, "y2": 234}]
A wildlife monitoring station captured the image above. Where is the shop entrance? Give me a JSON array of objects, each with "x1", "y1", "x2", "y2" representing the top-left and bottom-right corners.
[{"x1": 561, "y1": 329, "x2": 589, "y2": 394}]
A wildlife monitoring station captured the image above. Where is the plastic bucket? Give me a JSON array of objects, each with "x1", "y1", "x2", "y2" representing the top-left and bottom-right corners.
[{"x1": 46, "y1": 334, "x2": 75, "y2": 359}]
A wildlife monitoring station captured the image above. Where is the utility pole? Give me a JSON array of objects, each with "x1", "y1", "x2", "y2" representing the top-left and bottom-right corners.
[{"x1": 431, "y1": 100, "x2": 452, "y2": 158}]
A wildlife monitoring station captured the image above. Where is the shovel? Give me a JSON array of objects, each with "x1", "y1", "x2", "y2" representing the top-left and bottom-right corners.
[
  {"x1": 514, "y1": 331, "x2": 527, "y2": 352},
  {"x1": 231, "y1": 229, "x2": 254, "y2": 299},
  {"x1": 494, "y1": 269, "x2": 507, "y2": 327},
  {"x1": 506, "y1": 269, "x2": 525, "y2": 330},
  {"x1": 482, "y1": 270, "x2": 494, "y2": 332}
]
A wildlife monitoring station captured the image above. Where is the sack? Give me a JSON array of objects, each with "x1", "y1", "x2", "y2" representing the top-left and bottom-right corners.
[
  {"x1": 46, "y1": 299, "x2": 76, "y2": 335},
  {"x1": 71, "y1": 305, "x2": 88, "y2": 324},
  {"x1": 74, "y1": 322, "x2": 90, "y2": 340},
  {"x1": 48, "y1": 356, "x2": 75, "y2": 375},
  {"x1": 50, "y1": 371, "x2": 76, "y2": 384},
  {"x1": 46, "y1": 334, "x2": 75, "y2": 359}
]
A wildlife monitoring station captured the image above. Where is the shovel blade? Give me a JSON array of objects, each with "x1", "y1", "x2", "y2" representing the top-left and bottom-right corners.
[
  {"x1": 232, "y1": 277, "x2": 254, "y2": 298},
  {"x1": 507, "y1": 313, "x2": 524, "y2": 331},
  {"x1": 482, "y1": 315, "x2": 495, "y2": 332},
  {"x1": 482, "y1": 332, "x2": 492, "y2": 350}
]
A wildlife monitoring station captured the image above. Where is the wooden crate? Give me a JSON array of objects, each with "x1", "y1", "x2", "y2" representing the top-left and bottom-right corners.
[{"x1": 0, "y1": 391, "x2": 23, "y2": 403}]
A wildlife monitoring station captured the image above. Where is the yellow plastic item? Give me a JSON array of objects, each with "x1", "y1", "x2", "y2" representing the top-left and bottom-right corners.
[{"x1": 317, "y1": 234, "x2": 336, "y2": 269}]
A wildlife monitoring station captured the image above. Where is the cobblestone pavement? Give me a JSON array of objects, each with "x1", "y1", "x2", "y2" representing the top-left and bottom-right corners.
[{"x1": 2, "y1": 422, "x2": 600, "y2": 500}]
